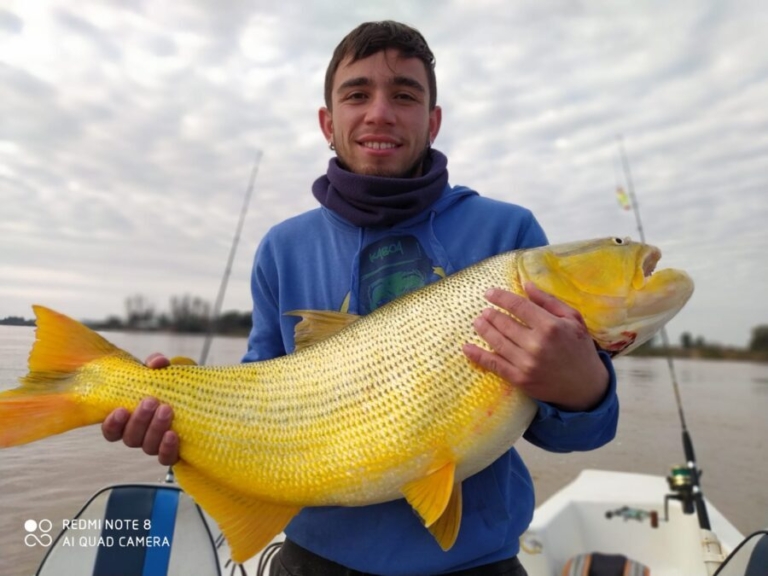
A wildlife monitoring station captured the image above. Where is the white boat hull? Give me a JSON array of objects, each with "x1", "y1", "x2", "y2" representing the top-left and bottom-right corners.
[{"x1": 518, "y1": 469, "x2": 744, "y2": 576}]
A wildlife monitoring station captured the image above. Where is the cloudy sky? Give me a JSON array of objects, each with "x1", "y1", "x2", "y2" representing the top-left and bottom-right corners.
[{"x1": 0, "y1": 0, "x2": 766, "y2": 348}]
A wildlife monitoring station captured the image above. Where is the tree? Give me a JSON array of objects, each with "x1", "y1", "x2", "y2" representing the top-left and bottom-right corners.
[
  {"x1": 680, "y1": 332, "x2": 693, "y2": 349},
  {"x1": 749, "y1": 325, "x2": 768, "y2": 352},
  {"x1": 125, "y1": 294, "x2": 156, "y2": 328},
  {"x1": 170, "y1": 294, "x2": 211, "y2": 333}
]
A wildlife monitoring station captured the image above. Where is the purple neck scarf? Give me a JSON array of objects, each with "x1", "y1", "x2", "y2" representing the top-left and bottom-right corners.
[{"x1": 312, "y1": 149, "x2": 448, "y2": 228}]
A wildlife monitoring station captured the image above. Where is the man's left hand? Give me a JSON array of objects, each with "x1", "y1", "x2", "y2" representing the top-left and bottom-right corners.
[{"x1": 462, "y1": 282, "x2": 609, "y2": 411}]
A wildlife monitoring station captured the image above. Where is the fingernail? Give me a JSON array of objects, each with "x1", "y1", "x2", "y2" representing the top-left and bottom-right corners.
[
  {"x1": 485, "y1": 288, "x2": 497, "y2": 299},
  {"x1": 113, "y1": 410, "x2": 127, "y2": 424},
  {"x1": 141, "y1": 398, "x2": 158, "y2": 412},
  {"x1": 157, "y1": 405, "x2": 172, "y2": 421}
]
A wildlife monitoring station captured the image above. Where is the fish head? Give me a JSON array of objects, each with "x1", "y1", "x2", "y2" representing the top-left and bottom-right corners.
[{"x1": 518, "y1": 237, "x2": 694, "y2": 356}]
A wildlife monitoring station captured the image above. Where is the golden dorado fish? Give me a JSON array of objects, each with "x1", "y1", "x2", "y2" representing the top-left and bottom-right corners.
[{"x1": 0, "y1": 238, "x2": 693, "y2": 562}]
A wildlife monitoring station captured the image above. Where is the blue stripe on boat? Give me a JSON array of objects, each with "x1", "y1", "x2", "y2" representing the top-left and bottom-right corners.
[
  {"x1": 142, "y1": 488, "x2": 180, "y2": 576},
  {"x1": 92, "y1": 487, "x2": 155, "y2": 576}
]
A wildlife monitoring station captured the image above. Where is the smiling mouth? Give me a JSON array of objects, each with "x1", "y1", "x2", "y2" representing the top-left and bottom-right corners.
[{"x1": 358, "y1": 141, "x2": 400, "y2": 150}]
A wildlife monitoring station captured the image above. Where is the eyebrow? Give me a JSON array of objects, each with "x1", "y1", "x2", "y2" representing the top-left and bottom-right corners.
[{"x1": 336, "y1": 75, "x2": 426, "y2": 94}]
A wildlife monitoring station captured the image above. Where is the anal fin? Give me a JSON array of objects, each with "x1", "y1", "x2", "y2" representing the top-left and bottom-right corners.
[
  {"x1": 401, "y1": 459, "x2": 456, "y2": 528},
  {"x1": 173, "y1": 461, "x2": 300, "y2": 563},
  {"x1": 428, "y1": 482, "x2": 463, "y2": 550}
]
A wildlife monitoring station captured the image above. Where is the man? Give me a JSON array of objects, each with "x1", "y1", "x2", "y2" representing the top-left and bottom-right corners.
[{"x1": 102, "y1": 21, "x2": 618, "y2": 576}]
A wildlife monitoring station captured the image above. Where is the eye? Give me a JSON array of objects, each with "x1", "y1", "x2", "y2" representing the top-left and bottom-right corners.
[{"x1": 612, "y1": 237, "x2": 626, "y2": 245}]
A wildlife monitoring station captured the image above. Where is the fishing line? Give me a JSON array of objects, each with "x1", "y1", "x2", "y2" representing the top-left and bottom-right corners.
[{"x1": 617, "y1": 135, "x2": 710, "y2": 530}]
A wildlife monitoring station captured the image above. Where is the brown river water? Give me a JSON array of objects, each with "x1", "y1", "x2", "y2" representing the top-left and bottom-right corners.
[{"x1": 1, "y1": 326, "x2": 766, "y2": 575}]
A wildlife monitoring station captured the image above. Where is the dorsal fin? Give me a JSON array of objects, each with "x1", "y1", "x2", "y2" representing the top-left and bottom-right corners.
[{"x1": 285, "y1": 310, "x2": 360, "y2": 351}]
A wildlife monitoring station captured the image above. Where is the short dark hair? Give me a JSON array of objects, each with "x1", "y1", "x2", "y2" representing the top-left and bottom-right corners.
[{"x1": 324, "y1": 21, "x2": 437, "y2": 110}]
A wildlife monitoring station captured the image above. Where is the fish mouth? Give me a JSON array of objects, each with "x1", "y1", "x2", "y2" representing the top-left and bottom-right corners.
[
  {"x1": 632, "y1": 244, "x2": 662, "y2": 290},
  {"x1": 629, "y1": 246, "x2": 694, "y2": 319},
  {"x1": 641, "y1": 246, "x2": 661, "y2": 279},
  {"x1": 595, "y1": 243, "x2": 693, "y2": 356}
]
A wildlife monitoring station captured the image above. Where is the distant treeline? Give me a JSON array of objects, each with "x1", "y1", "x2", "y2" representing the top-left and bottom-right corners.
[
  {"x1": 0, "y1": 316, "x2": 35, "y2": 327},
  {"x1": 83, "y1": 294, "x2": 253, "y2": 335},
  {"x1": 0, "y1": 294, "x2": 252, "y2": 336},
  {"x1": 624, "y1": 327, "x2": 768, "y2": 362},
  {"x1": 2, "y1": 297, "x2": 767, "y2": 362}
]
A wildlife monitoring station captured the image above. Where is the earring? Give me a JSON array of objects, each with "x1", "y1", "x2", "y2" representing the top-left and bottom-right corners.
[{"x1": 329, "y1": 142, "x2": 335, "y2": 151}]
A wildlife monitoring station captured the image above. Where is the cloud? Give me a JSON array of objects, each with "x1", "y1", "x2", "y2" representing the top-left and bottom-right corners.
[{"x1": 0, "y1": 1, "x2": 766, "y2": 347}]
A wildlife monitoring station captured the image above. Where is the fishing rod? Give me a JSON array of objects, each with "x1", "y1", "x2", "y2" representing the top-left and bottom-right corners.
[
  {"x1": 617, "y1": 135, "x2": 711, "y2": 531},
  {"x1": 198, "y1": 150, "x2": 263, "y2": 366},
  {"x1": 164, "y1": 150, "x2": 263, "y2": 485}
]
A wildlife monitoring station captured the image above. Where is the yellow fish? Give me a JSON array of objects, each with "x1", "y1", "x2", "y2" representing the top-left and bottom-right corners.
[{"x1": 0, "y1": 238, "x2": 693, "y2": 562}]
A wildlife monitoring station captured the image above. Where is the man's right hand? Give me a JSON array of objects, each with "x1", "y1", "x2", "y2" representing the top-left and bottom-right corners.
[{"x1": 101, "y1": 353, "x2": 180, "y2": 466}]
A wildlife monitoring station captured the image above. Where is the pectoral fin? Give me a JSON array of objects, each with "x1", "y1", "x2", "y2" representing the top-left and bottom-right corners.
[
  {"x1": 169, "y1": 356, "x2": 197, "y2": 366},
  {"x1": 429, "y1": 482, "x2": 463, "y2": 550},
  {"x1": 285, "y1": 310, "x2": 360, "y2": 350},
  {"x1": 173, "y1": 461, "x2": 299, "y2": 563},
  {"x1": 401, "y1": 459, "x2": 456, "y2": 528}
]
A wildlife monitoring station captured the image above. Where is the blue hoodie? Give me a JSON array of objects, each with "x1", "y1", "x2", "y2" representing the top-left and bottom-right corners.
[{"x1": 243, "y1": 184, "x2": 618, "y2": 575}]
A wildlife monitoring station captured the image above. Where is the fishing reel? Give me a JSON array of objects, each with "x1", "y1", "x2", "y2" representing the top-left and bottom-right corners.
[
  {"x1": 664, "y1": 464, "x2": 701, "y2": 520},
  {"x1": 604, "y1": 463, "x2": 705, "y2": 529}
]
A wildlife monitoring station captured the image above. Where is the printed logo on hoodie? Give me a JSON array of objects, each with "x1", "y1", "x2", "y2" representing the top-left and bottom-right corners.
[{"x1": 358, "y1": 235, "x2": 439, "y2": 314}]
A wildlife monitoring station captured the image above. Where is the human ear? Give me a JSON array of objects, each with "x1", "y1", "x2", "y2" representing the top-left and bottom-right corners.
[
  {"x1": 429, "y1": 105, "x2": 442, "y2": 144},
  {"x1": 319, "y1": 107, "x2": 333, "y2": 145}
]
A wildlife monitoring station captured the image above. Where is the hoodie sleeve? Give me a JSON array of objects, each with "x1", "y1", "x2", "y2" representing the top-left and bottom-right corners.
[
  {"x1": 515, "y1": 209, "x2": 549, "y2": 249},
  {"x1": 242, "y1": 233, "x2": 287, "y2": 363},
  {"x1": 523, "y1": 351, "x2": 619, "y2": 452}
]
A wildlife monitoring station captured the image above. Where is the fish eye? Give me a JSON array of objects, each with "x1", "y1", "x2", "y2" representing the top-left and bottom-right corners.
[{"x1": 612, "y1": 237, "x2": 625, "y2": 245}]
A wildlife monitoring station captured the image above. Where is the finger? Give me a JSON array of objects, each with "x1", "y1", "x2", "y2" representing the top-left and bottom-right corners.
[
  {"x1": 524, "y1": 282, "x2": 582, "y2": 321},
  {"x1": 473, "y1": 310, "x2": 526, "y2": 363},
  {"x1": 484, "y1": 288, "x2": 545, "y2": 328},
  {"x1": 145, "y1": 353, "x2": 171, "y2": 369},
  {"x1": 462, "y1": 343, "x2": 524, "y2": 386},
  {"x1": 122, "y1": 397, "x2": 158, "y2": 448},
  {"x1": 102, "y1": 408, "x2": 129, "y2": 442},
  {"x1": 480, "y1": 307, "x2": 531, "y2": 346},
  {"x1": 141, "y1": 404, "x2": 174, "y2": 456},
  {"x1": 157, "y1": 431, "x2": 180, "y2": 466}
]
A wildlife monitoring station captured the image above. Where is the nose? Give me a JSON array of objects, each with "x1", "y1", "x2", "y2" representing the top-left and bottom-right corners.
[{"x1": 364, "y1": 93, "x2": 396, "y2": 125}]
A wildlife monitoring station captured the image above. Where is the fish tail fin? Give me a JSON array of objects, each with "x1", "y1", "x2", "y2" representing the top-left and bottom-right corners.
[
  {"x1": 26, "y1": 305, "x2": 127, "y2": 375},
  {"x1": 0, "y1": 305, "x2": 125, "y2": 447},
  {"x1": 0, "y1": 393, "x2": 103, "y2": 446}
]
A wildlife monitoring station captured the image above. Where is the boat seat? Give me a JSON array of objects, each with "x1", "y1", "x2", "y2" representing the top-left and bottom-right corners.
[{"x1": 562, "y1": 552, "x2": 650, "y2": 576}]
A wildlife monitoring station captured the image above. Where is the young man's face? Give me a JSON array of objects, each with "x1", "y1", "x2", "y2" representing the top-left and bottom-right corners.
[{"x1": 319, "y1": 49, "x2": 442, "y2": 178}]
